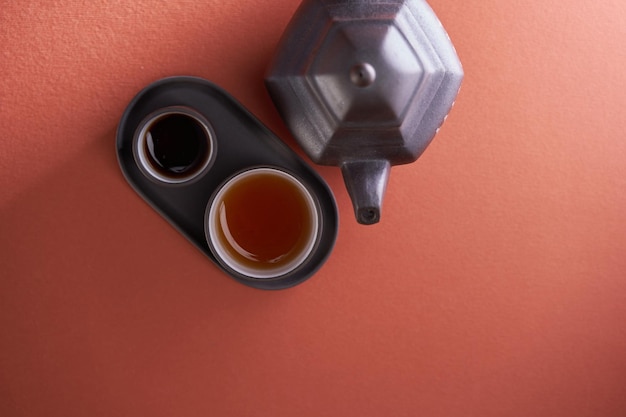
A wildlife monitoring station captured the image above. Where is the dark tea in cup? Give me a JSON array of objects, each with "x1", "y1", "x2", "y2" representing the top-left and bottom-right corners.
[{"x1": 133, "y1": 107, "x2": 215, "y2": 184}]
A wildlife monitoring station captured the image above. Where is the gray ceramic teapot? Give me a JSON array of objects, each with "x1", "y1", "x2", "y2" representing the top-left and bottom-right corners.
[{"x1": 266, "y1": 0, "x2": 463, "y2": 224}]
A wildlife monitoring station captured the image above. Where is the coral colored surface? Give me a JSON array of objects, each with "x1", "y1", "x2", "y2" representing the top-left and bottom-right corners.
[{"x1": 1, "y1": 1, "x2": 626, "y2": 416}]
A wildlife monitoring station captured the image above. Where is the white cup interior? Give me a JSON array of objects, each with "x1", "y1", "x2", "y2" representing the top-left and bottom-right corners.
[{"x1": 206, "y1": 167, "x2": 319, "y2": 279}]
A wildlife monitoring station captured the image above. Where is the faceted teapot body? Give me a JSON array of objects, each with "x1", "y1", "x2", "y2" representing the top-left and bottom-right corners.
[{"x1": 266, "y1": 0, "x2": 463, "y2": 224}]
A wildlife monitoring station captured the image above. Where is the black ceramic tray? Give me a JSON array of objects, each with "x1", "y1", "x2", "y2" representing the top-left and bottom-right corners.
[{"x1": 116, "y1": 76, "x2": 338, "y2": 290}]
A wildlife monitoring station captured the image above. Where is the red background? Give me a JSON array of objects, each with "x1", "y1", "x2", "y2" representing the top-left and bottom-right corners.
[{"x1": 2, "y1": 1, "x2": 626, "y2": 416}]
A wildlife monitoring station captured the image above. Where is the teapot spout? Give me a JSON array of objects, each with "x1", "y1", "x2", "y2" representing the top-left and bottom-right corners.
[{"x1": 341, "y1": 159, "x2": 391, "y2": 225}]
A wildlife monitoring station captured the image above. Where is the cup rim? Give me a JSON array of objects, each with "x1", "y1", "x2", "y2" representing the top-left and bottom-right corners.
[
  {"x1": 205, "y1": 166, "x2": 321, "y2": 279},
  {"x1": 132, "y1": 106, "x2": 217, "y2": 185}
]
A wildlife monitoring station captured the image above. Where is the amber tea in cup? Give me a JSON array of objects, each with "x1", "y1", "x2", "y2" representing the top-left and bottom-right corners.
[
  {"x1": 206, "y1": 167, "x2": 320, "y2": 279},
  {"x1": 133, "y1": 107, "x2": 216, "y2": 184}
]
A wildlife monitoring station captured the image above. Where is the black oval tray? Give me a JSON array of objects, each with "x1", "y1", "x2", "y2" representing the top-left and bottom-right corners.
[{"x1": 116, "y1": 76, "x2": 338, "y2": 290}]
